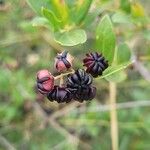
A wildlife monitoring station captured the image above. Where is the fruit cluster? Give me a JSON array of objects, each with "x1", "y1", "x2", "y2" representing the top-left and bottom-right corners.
[{"x1": 36, "y1": 51, "x2": 108, "y2": 103}]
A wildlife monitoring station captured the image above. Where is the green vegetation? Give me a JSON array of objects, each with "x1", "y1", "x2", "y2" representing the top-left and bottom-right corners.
[{"x1": 0, "y1": 0, "x2": 150, "y2": 149}]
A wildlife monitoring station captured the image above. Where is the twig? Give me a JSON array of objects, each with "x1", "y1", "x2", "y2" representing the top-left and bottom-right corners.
[
  {"x1": 109, "y1": 82, "x2": 118, "y2": 150},
  {"x1": 54, "y1": 70, "x2": 75, "y2": 80},
  {"x1": 134, "y1": 59, "x2": 150, "y2": 82},
  {"x1": 42, "y1": 32, "x2": 63, "y2": 52},
  {"x1": 76, "y1": 100, "x2": 150, "y2": 113},
  {"x1": 33, "y1": 102, "x2": 90, "y2": 149},
  {"x1": 0, "y1": 135, "x2": 16, "y2": 150},
  {"x1": 50, "y1": 102, "x2": 84, "y2": 119}
]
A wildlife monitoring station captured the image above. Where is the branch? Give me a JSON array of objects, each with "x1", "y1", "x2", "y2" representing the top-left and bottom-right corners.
[
  {"x1": 0, "y1": 135, "x2": 16, "y2": 150},
  {"x1": 109, "y1": 82, "x2": 118, "y2": 150}
]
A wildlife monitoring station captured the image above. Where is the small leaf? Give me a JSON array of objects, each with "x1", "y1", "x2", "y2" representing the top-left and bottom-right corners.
[
  {"x1": 31, "y1": 17, "x2": 49, "y2": 27},
  {"x1": 96, "y1": 15, "x2": 116, "y2": 63},
  {"x1": 112, "y1": 12, "x2": 131, "y2": 24},
  {"x1": 131, "y1": 2, "x2": 145, "y2": 17},
  {"x1": 51, "y1": 0, "x2": 69, "y2": 25},
  {"x1": 117, "y1": 43, "x2": 131, "y2": 64},
  {"x1": 27, "y1": 0, "x2": 51, "y2": 15},
  {"x1": 98, "y1": 61, "x2": 132, "y2": 79},
  {"x1": 54, "y1": 29, "x2": 87, "y2": 46},
  {"x1": 75, "y1": 0, "x2": 93, "y2": 24},
  {"x1": 41, "y1": 7, "x2": 61, "y2": 31}
]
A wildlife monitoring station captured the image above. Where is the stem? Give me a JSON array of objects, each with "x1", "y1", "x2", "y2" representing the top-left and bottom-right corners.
[
  {"x1": 109, "y1": 82, "x2": 118, "y2": 150},
  {"x1": 54, "y1": 69, "x2": 75, "y2": 80},
  {"x1": 59, "y1": 75, "x2": 64, "y2": 87},
  {"x1": 114, "y1": 0, "x2": 120, "y2": 9}
]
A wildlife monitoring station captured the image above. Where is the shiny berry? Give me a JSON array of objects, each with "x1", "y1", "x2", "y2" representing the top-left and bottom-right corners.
[
  {"x1": 74, "y1": 86, "x2": 96, "y2": 102},
  {"x1": 37, "y1": 70, "x2": 54, "y2": 94},
  {"x1": 66, "y1": 69, "x2": 96, "y2": 102},
  {"x1": 47, "y1": 86, "x2": 72, "y2": 103},
  {"x1": 66, "y1": 69, "x2": 93, "y2": 91},
  {"x1": 55, "y1": 51, "x2": 74, "y2": 72},
  {"x1": 83, "y1": 52, "x2": 108, "y2": 77}
]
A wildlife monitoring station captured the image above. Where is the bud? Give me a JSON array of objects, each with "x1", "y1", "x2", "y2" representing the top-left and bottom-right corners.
[
  {"x1": 55, "y1": 51, "x2": 73, "y2": 72},
  {"x1": 37, "y1": 70, "x2": 54, "y2": 94}
]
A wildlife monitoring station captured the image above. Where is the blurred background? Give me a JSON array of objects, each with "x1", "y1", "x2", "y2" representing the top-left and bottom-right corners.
[{"x1": 0, "y1": 0, "x2": 150, "y2": 150}]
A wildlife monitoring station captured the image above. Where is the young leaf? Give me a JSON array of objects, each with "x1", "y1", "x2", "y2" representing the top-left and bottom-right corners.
[
  {"x1": 51, "y1": 0, "x2": 69, "y2": 25},
  {"x1": 75, "y1": 0, "x2": 93, "y2": 24},
  {"x1": 27, "y1": 0, "x2": 51, "y2": 15},
  {"x1": 41, "y1": 7, "x2": 61, "y2": 31},
  {"x1": 54, "y1": 29, "x2": 87, "y2": 46},
  {"x1": 117, "y1": 43, "x2": 131, "y2": 64},
  {"x1": 96, "y1": 15, "x2": 116, "y2": 64}
]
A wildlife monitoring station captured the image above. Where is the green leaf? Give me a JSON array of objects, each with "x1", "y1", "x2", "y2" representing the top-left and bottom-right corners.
[
  {"x1": 98, "y1": 61, "x2": 132, "y2": 79},
  {"x1": 105, "y1": 71, "x2": 127, "y2": 82},
  {"x1": 112, "y1": 12, "x2": 131, "y2": 24},
  {"x1": 120, "y1": 0, "x2": 131, "y2": 13},
  {"x1": 75, "y1": 0, "x2": 93, "y2": 24},
  {"x1": 31, "y1": 17, "x2": 49, "y2": 27},
  {"x1": 96, "y1": 15, "x2": 116, "y2": 63},
  {"x1": 117, "y1": 43, "x2": 131, "y2": 64},
  {"x1": 41, "y1": 7, "x2": 61, "y2": 31},
  {"x1": 27, "y1": 0, "x2": 51, "y2": 15},
  {"x1": 54, "y1": 29, "x2": 87, "y2": 46}
]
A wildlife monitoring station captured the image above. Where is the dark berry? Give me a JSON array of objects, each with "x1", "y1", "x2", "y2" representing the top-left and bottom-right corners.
[
  {"x1": 47, "y1": 86, "x2": 73, "y2": 103},
  {"x1": 55, "y1": 51, "x2": 74, "y2": 72},
  {"x1": 66, "y1": 69, "x2": 96, "y2": 102},
  {"x1": 74, "y1": 86, "x2": 96, "y2": 102},
  {"x1": 83, "y1": 52, "x2": 108, "y2": 77},
  {"x1": 67, "y1": 69, "x2": 93, "y2": 91},
  {"x1": 37, "y1": 70, "x2": 54, "y2": 94}
]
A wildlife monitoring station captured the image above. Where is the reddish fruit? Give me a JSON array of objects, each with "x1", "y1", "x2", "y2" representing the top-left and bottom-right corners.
[
  {"x1": 55, "y1": 51, "x2": 73, "y2": 72},
  {"x1": 37, "y1": 70, "x2": 54, "y2": 94}
]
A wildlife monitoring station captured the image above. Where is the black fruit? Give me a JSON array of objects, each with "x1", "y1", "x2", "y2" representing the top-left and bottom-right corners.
[
  {"x1": 67, "y1": 69, "x2": 96, "y2": 102},
  {"x1": 67, "y1": 69, "x2": 93, "y2": 91},
  {"x1": 47, "y1": 86, "x2": 72, "y2": 103},
  {"x1": 83, "y1": 52, "x2": 108, "y2": 77}
]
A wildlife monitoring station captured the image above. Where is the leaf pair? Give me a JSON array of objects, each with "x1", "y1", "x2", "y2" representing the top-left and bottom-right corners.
[{"x1": 27, "y1": 0, "x2": 93, "y2": 46}]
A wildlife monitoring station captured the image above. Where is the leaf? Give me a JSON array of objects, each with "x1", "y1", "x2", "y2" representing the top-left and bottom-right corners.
[
  {"x1": 105, "y1": 71, "x2": 127, "y2": 82},
  {"x1": 31, "y1": 17, "x2": 49, "y2": 27},
  {"x1": 27, "y1": 0, "x2": 52, "y2": 15},
  {"x1": 75, "y1": 0, "x2": 93, "y2": 24},
  {"x1": 41, "y1": 7, "x2": 61, "y2": 31},
  {"x1": 116, "y1": 43, "x2": 131, "y2": 64},
  {"x1": 54, "y1": 29, "x2": 87, "y2": 46},
  {"x1": 131, "y1": 2, "x2": 145, "y2": 17},
  {"x1": 112, "y1": 12, "x2": 131, "y2": 24},
  {"x1": 98, "y1": 61, "x2": 132, "y2": 79},
  {"x1": 51, "y1": 0, "x2": 69, "y2": 25},
  {"x1": 96, "y1": 15, "x2": 116, "y2": 63},
  {"x1": 120, "y1": 0, "x2": 131, "y2": 13}
]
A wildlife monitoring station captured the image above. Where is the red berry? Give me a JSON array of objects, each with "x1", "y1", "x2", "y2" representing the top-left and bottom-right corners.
[
  {"x1": 55, "y1": 51, "x2": 73, "y2": 72},
  {"x1": 37, "y1": 70, "x2": 54, "y2": 94}
]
